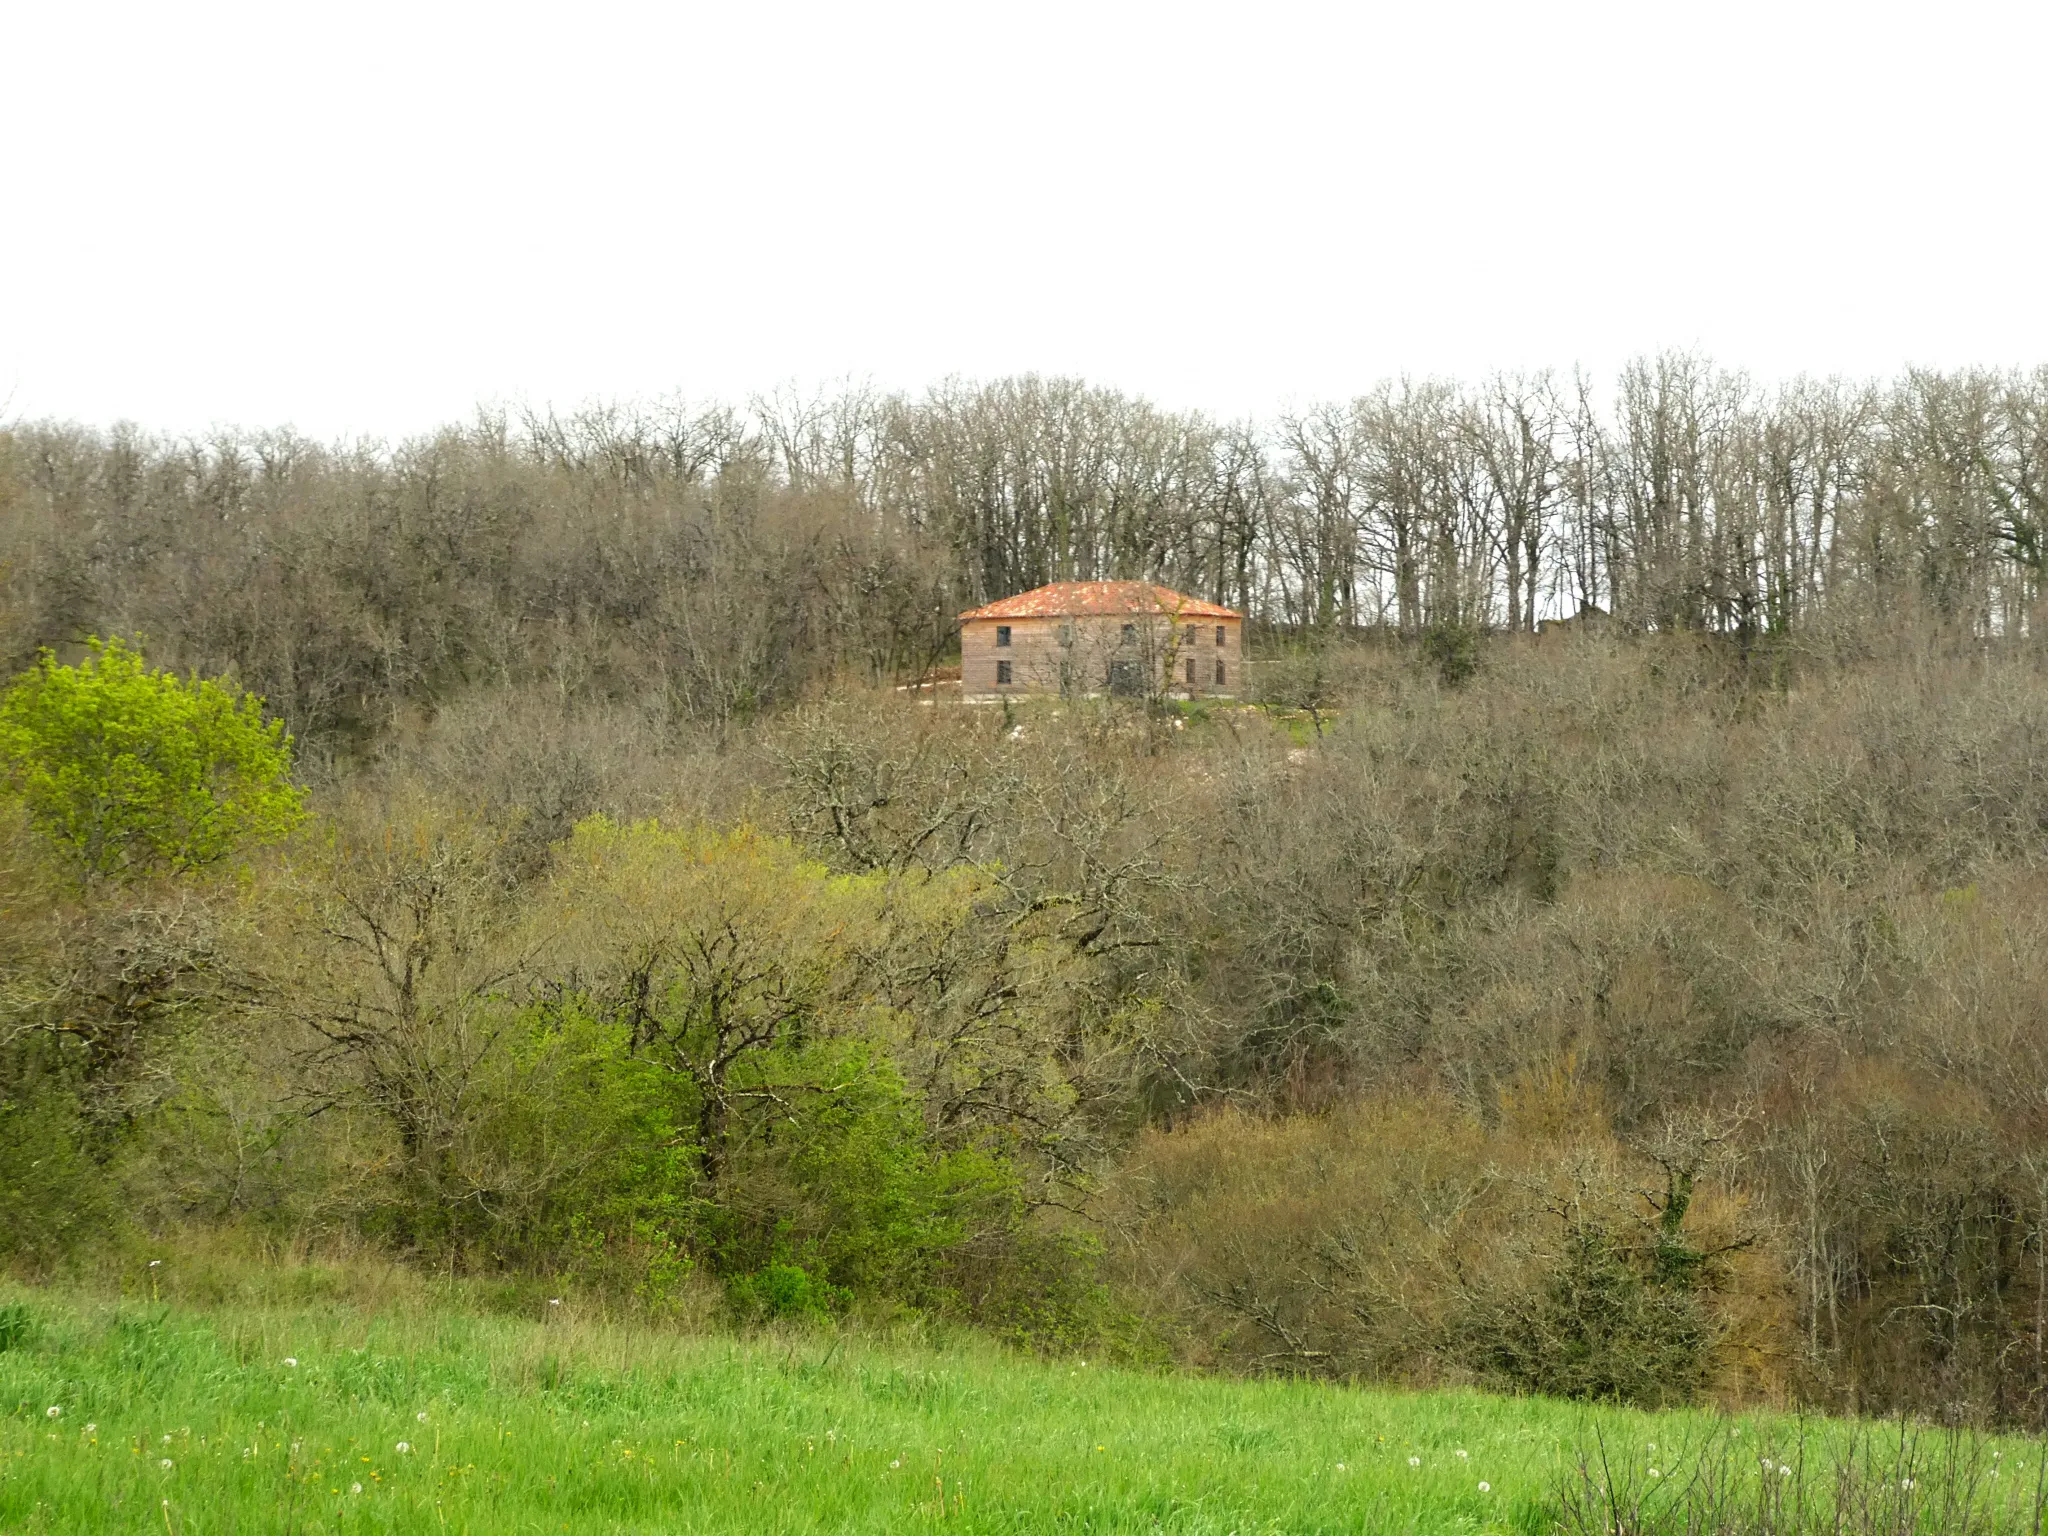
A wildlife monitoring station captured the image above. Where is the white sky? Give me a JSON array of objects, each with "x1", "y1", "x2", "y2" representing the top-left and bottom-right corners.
[{"x1": 4, "y1": 0, "x2": 2044, "y2": 440}]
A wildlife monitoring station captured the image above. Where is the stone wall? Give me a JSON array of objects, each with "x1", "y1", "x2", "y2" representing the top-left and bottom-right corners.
[{"x1": 961, "y1": 614, "x2": 1241, "y2": 699}]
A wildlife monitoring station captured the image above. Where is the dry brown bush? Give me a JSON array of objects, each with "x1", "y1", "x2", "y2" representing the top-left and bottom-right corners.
[{"x1": 1102, "y1": 1086, "x2": 1795, "y2": 1404}]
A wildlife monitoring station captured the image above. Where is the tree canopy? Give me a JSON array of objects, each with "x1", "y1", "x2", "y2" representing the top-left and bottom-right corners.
[{"x1": 0, "y1": 637, "x2": 304, "y2": 880}]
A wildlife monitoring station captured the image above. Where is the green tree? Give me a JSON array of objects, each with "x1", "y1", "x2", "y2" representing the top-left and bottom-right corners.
[{"x1": 0, "y1": 637, "x2": 304, "y2": 880}]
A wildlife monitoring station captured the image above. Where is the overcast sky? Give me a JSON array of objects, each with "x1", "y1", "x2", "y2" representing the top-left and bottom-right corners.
[{"x1": 4, "y1": 0, "x2": 2044, "y2": 440}]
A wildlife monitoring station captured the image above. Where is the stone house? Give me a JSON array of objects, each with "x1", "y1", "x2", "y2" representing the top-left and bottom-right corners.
[{"x1": 958, "y1": 581, "x2": 1242, "y2": 700}]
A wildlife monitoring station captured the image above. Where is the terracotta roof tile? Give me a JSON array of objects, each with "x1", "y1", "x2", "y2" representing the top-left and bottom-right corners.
[{"x1": 959, "y1": 581, "x2": 1240, "y2": 622}]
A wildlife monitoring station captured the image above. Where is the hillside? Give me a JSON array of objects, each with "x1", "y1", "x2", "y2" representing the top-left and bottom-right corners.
[
  {"x1": 4, "y1": 1275, "x2": 2043, "y2": 1536},
  {"x1": 9, "y1": 374, "x2": 2048, "y2": 1437}
]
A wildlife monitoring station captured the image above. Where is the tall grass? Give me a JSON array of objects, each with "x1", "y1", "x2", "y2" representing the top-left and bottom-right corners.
[
  {"x1": 1554, "y1": 1416, "x2": 2048, "y2": 1535},
  {"x1": 1, "y1": 1272, "x2": 2043, "y2": 1534}
]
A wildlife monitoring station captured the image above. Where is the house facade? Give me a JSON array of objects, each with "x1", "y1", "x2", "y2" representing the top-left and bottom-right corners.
[{"x1": 959, "y1": 581, "x2": 1242, "y2": 700}]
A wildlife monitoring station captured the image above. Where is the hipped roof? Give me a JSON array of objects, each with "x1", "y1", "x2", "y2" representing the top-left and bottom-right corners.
[{"x1": 959, "y1": 581, "x2": 1240, "y2": 622}]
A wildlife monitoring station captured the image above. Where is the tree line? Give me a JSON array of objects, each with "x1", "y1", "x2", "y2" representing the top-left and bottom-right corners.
[{"x1": 5, "y1": 358, "x2": 2045, "y2": 761}]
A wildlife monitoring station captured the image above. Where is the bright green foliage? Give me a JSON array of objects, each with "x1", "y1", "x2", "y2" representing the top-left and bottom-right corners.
[
  {"x1": 726, "y1": 1260, "x2": 849, "y2": 1321},
  {"x1": 528, "y1": 820, "x2": 1082, "y2": 1324},
  {"x1": 0, "y1": 637, "x2": 304, "y2": 880},
  {"x1": 266, "y1": 816, "x2": 1089, "y2": 1331},
  {"x1": 698, "y1": 1039, "x2": 1026, "y2": 1311}
]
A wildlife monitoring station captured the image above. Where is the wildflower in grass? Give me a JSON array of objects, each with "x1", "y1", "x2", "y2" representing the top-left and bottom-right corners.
[
  {"x1": 1780, "y1": 1466, "x2": 1791, "y2": 1478},
  {"x1": 284, "y1": 1357, "x2": 298, "y2": 1367},
  {"x1": 1902, "y1": 1478, "x2": 1915, "y2": 1491},
  {"x1": 890, "y1": 1459, "x2": 902, "y2": 1469},
  {"x1": 1479, "y1": 1482, "x2": 1491, "y2": 1493},
  {"x1": 1455, "y1": 1449, "x2": 1468, "y2": 1460},
  {"x1": 1648, "y1": 1468, "x2": 1661, "y2": 1479},
  {"x1": 85, "y1": 1424, "x2": 95, "y2": 1434},
  {"x1": 46, "y1": 1406, "x2": 61, "y2": 1418},
  {"x1": 1648, "y1": 1443, "x2": 1657, "y2": 1452},
  {"x1": 351, "y1": 1483, "x2": 363, "y2": 1494},
  {"x1": 1761, "y1": 1458, "x2": 1774, "y2": 1470},
  {"x1": 1335, "y1": 1463, "x2": 1346, "y2": 1472},
  {"x1": 417, "y1": 1412, "x2": 429, "y2": 1423},
  {"x1": 160, "y1": 1459, "x2": 173, "y2": 1471},
  {"x1": 1409, "y1": 1456, "x2": 1421, "y2": 1467},
  {"x1": 396, "y1": 1442, "x2": 411, "y2": 1454}
]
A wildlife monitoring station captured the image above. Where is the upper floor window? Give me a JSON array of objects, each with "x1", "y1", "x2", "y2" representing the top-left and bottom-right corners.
[
  {"x1": 995, "y1": 625, "x2": 1012, "y2": 648},
  {"x1": 1215, "y1": 625, "x2": 1226, "y2": 646},
  {"x1": 996, "y1": 659, "x2": 1013, "y2": 685},
  {"x1": 1121, "y1": 623, "x2": 1136, "y2": 644},
  {"x1": 1184, "y1": 625, "x2": 1198, "y2": 644}
]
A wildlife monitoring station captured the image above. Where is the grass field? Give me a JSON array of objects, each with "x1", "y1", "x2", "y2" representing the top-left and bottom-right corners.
[{"x1": 1, "y1": 1280, "x2": 2043, "y2": 1535}]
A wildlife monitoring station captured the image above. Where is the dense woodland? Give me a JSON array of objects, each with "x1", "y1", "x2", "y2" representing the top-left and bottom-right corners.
[
  {"x1": 5, "y1": 358, "x2": 2043, "y2": 742},
  {"x1": 7, "y1": 358, "x2": 2048, "y2": 1426}
]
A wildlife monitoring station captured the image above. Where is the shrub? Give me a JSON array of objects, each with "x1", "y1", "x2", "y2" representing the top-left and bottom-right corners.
[
  {"x1": 1421, "y1": 621, "x2": 1482, "y2": 686},
  {"x1": 0, "y1": 1079, "x2": 118, "y2": 1272},
  {"x1": 727, "y1": 1261, "x2": 848, "y2": 1323},
  {"x1": 0, "y1": 636, "x2": 303, "y2": 881},
  {"x1": 1106, "y1": 1095, "x2": 1778, "y2": 1403},
  {"x1": 1468, "y1": 1215, "x2": 1715, "y2": 1407}
]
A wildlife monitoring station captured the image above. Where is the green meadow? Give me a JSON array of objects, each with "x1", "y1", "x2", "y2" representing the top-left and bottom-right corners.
[
  {"x1": 4, "y1": 1281, "x2": 2045, "y2": 1536},
  {"x1": 0, "y1": 1288, "x2": 1539, "y2": 1535}
]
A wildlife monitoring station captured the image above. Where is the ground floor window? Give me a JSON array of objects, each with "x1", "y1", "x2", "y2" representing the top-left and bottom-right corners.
[
  {"x1": 996, "y1": 659, "x2": 1013, "y2": 684},
  {"x1": 1214, "y1": 660, "x2": 1226, "y2": 685},
  {"x1": 1186, "y1": 658, "x2": 1196, "y2": 684}
]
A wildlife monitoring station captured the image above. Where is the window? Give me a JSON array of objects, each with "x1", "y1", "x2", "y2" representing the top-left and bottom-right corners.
[
  {"x1": 1185, "y1": 658, "x2": 1196, "y2": 684},
  {"x1": 1121, "y1": 623, "x2": 1136, "y2": 644},
  {"x1": 1215, "y1": 625, "x2": 1226, "y2": 646},
  {"x1": 1058, "y1": 622, "x2": 1073, "y2": 644},
  {"x1": 1215, "y1": 660, "x2": 1227, "y2": 686},
  {"x1": 996, "y1": 659, "x2": 1013, "y2": 685},
  {"x1": 995, "y1": 624, "x2": 1011, "y2": 648},
  {"x1": 1184, "y1": 625, "x2": 1198, "y2": 644}
]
